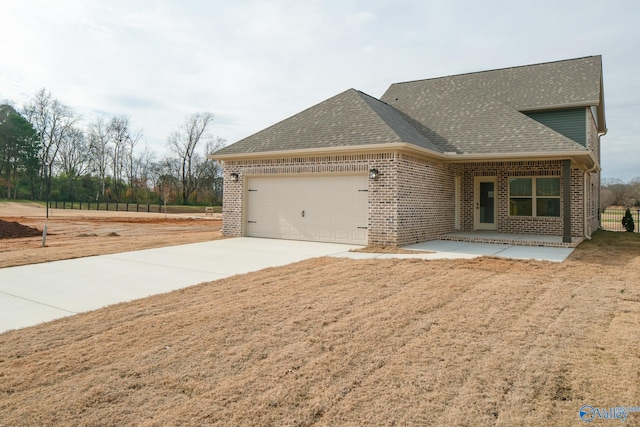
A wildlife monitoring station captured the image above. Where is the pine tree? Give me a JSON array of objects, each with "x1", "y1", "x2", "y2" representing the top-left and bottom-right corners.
[{"x1": 622, "y1": 208, "x2": 635, "y2": 232}]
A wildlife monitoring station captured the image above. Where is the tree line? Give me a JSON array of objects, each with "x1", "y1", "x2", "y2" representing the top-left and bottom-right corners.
[
  {"x1": 0, "y1": 88, "x2": 225, "y2": 205},
  {"x1": 601, "y1": 178, "x2": 640, "y2": 209}
]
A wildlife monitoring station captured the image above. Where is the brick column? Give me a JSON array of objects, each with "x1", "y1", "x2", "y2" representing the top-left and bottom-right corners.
[{"x1": 562, "y1": 159, "x2": 571, "y2": 243}]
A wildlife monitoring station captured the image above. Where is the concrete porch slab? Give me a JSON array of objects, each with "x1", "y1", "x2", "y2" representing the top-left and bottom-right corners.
[
  {"x1": 403, "y1": 240, "x2": 575, "y2": 262},
  {"x1": 440, "y1": 231, "x2": 583, "y2": 248}
]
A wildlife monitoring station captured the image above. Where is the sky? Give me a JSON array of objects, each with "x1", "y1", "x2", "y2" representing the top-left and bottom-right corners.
[{"x1": 0, "y1": 0, "x2": 638, "y2": 181}]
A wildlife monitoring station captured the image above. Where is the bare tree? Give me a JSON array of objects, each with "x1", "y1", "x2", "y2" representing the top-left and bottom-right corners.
[
  {"x1": 123, "y1": 129, "x2": 143, "y2": 201},
  {"x1": 154, "y1": 155, "x2": 181, "y2": 205},
  {"x1": 56, "y1": 126, "x2": 90, "y2": 200},
  {"x1": 88, "y1": 117, "x2": 111, "y2": 201},
  {"x1": 601, "y1": 178, "x2": 640, "y2": 208},
  {"x1": 107, "y1": 115, "x2": 131, "y2": 201},
  {"x1": 23, "y1": 88, "x2": 79, "y2": 199},
  {"x1": 167, "y1": 112, "x2": 214, "y2": 203},
  {"x1": 57, "y1": 127, "x2": 90, "y2": 176},
  {"x1": 195, "y1": 137, "x2": 226, "y2": 204},
  {"x1": 129, "y1": 143, "x2": 156, "y2": 202}
]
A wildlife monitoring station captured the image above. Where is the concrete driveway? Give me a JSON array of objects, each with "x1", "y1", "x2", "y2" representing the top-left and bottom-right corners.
[
  {"x1": 0, "y1": 237, "x2": 574, "y2": 334},
  {"x1": 0, "y1": 238, "x2": 362, "y2": 333}
]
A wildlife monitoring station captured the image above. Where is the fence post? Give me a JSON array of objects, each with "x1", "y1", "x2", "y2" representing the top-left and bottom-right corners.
[
  {"x1": 637, "y1": 209, "x2": 640, "y2": 233},
  {"x1": 147, "y1": 203, "x2": 150, "y2": 213}
]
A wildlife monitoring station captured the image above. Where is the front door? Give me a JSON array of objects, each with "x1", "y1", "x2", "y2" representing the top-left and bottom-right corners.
[{"x1": 474, "y1": 177, "x2": 497, "y2": 230}]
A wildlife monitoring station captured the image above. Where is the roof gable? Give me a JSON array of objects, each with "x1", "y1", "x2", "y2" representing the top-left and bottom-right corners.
[{"x1": 213, "y1": 89, "x2": 439, "y2": 156}]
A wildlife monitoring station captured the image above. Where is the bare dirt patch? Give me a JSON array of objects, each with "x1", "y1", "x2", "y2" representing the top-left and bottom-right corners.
[
  {"x1": 0, "y1": 202, "x2": 222, "y2": 268},
  {"x1": 0, "y1": 219, "x2": 41, "y2": 239},
  {"x1": 1, "y1": 229, "x2": 639, "y2": 425}
]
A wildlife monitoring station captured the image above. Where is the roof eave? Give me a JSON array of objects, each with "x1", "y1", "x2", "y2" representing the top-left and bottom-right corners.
[
  {"x1": 209, "y1": 143, "x2": 598, "y2": 171},
  {"x1": 446, "y1": 150, "x2": 599, "y2": 170},
  {"x1": 517, "y1": 101, "x2": 598, "y2": 112},
  {"x1": 209, "y1": 142, "x2": 444, "y2": 162}
]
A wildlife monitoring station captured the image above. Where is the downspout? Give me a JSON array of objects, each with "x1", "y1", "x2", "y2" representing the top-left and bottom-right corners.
[{"x1": 583, "y1": 163, "x2": 598, "y2": 240}]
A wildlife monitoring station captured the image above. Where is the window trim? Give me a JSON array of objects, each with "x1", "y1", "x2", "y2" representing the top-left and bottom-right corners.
[{"x1": 509, "y1": 176, "x2": 561, "y2": 218}]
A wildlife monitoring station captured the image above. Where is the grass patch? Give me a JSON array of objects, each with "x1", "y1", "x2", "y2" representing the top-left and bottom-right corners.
[{"x1": 1, "y1": 227, "x2": 639, "y2": 425}]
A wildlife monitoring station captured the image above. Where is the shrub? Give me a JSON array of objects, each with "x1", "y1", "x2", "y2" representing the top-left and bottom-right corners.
[{"x1": 622, "y1": 208, "x2": 635, "y2": 232}]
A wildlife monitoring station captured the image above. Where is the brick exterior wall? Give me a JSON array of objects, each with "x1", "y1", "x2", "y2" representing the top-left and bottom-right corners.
[
  {"x1": 221, "y1": 152, "x2": 456, "y2": 246},
  {"x1": 570, "y1": 168, "x2": 584, "y2": 237},
  {"x1": 221, "y1": 168, "x2": 243, "y2": 237},
  {"x1": 459, "y1": 160, "x2": 585, "y2": 238},
  {"x1": 396, "y1": 155, "x2": 456, "y2": 245},
  {"x1": 222, "y1": 155, "x2": 591, "y2": 245},
  {"x1": 585, "y1": 171, "x2": 600, "y2": 237},
  {"x1": 222, "y1": 153, "x2": 391, "y2": 244}
]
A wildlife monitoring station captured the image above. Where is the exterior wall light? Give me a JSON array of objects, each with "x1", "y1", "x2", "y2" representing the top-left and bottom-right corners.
[
  {"x1": 230, "y1": 172, "x2": 239, "y2": 182},
  {"x1": 369, "y1": 168, "x2": 379, "y2": 180}
]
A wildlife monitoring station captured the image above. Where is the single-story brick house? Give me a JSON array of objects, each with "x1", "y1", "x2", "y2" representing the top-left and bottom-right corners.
[{"x1": 210, "y1": 56, "x2": 606, "y2": 247}]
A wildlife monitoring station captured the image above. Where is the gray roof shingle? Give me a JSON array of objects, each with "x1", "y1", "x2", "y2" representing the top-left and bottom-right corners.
[
  {"x1": 213, "y1": 89, "x2": 439, "y2": 156},
  {"x1": 213, "y1": 56, "x2": 603, "y2": 158},
  {"x1": 380, "y1": 78, "x2": 587, "y2": 154},
  {"x1": 382, "y1": 56, "x2": 602, "y2": 111}
]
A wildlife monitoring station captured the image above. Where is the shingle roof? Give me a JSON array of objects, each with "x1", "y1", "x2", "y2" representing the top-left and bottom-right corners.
[
  {"x1": 212, "y1": 56, "x2": 604, "y2": 158},
  {"x1": 382, "y1": 56, "x2": 603, "y2": 112},
  {"x1": 213, "y1": 89, "x2": 439, "y2": 156},
  {"x1": 379, "y1": 77, "x2": 587, "y2": 154}
]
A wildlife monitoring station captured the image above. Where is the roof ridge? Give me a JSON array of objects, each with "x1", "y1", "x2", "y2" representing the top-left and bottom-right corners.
[
  {"x1": 389, "y1": 55, "x2": 602, "y2": 87},
  {"x1": 352, "y1": 89, "x2": 443, "y2": 153}
]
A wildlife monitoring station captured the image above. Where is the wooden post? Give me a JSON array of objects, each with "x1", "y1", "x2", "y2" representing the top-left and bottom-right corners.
[{"x1": 41, "y1": 223, "x2": 48, "y2": 247}]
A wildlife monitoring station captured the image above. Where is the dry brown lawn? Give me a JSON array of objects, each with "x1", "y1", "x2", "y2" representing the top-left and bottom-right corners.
[{"x1": 1, "y1": 202, "x2": 639, "y2": 425}]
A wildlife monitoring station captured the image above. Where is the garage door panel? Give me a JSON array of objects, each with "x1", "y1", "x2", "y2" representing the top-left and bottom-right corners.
[{"x1": 246, "y1": 175, "x2": 368, "y2": 244}]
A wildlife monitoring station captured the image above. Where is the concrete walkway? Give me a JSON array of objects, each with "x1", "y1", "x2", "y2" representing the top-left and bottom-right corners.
[
  {"x1": 0, "y1": 237, "x2": 574, "y2": 334},
  {"x1": 335, "y1": 240, "x2": 574, "y2": 263}
]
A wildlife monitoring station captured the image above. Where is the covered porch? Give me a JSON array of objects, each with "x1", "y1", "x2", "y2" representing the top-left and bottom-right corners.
[{"x1": 455, "y1": 159, "x2": 582, "y2": 245}]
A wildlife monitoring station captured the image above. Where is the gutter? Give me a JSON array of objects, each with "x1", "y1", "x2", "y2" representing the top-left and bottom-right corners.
[{"x1": 210, "y1": 141, "x2": 597, "y2": 167}]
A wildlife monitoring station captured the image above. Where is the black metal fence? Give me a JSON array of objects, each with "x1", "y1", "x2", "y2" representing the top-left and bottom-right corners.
[
  {"x1": 600, "y1": 208, "x2": 640, "y2": 232},
  {"x1": 47, "y1": 201, "x2": 222, "y2": 215},
  {"x1": 48, "y1": 201, "x2": 161, "y2": 213}
]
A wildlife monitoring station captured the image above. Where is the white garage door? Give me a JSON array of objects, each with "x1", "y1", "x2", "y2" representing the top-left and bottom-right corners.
[{"x1": 246, "y1": 175, "x2": 368, "y2": 244}]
